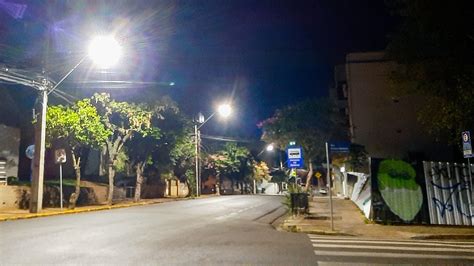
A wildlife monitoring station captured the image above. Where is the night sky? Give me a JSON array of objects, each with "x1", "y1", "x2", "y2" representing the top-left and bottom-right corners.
[{"x1": 0, "y1": 0, "x2": 395, "y2": 139}]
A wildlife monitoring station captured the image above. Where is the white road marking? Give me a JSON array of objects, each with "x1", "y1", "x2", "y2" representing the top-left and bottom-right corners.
[
  {"x1": 308, "y1": 235, "x2": 474, "y2": 245},
  {"x1": 313, "y1": 250, "x2": 474, "y2": 260},
  {"x1": 311, "y1": 243, "x2": 473, "y2": 253},
  {"x1": 309, "y1": 238, "x2": 474, "y2": 248},
  {"x1": 309, "y1": 234, "x2": 474, "y2": 262}
]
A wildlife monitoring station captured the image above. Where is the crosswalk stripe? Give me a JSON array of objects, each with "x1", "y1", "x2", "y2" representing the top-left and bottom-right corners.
[
  {"x1": 309, "y1": 238, "x2": 474, "y2": 248},
  {"x1": 308, "y1": 235, "x2": 474, "y2": 245},
  {"x1": 313, "y1": 250, "x2": 474, "y2": 260},
  {"x1": 311, "y1": 243, "x2": 474, "y2": 253}
]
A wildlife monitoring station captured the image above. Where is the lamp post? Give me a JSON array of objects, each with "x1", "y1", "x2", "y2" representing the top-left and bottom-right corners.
[
  {"x1": 195, "y1": 103, "x2": 232, "y2": 197},
  {"x1": 29, "y1": 35, "x2": 122, "y2": 213}
]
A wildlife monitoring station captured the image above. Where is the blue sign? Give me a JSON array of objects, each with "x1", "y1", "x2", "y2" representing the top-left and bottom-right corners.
[
  {"x1": 462, "y1": 131, "x2": 473, "y2": 158},
  {"x1": 330, "y1": 141, "x2": 350, "y2": 153},
  {"x1": 287, "y1": 146, "x2": 303, "y2": 168}
]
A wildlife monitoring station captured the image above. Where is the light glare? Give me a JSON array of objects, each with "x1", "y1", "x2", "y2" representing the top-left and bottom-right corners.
[
  {"x1": 266, "y1": 144, "x2": 274, "y2": 152},
  {"x1": 88, "y1": 36, "x2": 122, "y2": 68},
  {"x1": 217, "y1": 103, "x2": 232, "y2": 118}
]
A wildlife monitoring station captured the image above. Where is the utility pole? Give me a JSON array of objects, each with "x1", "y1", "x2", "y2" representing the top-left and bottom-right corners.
[
  {"x1": 30, "y1": 87, "x2": 48, "y2": 213},
  {"x1": 194, "y1": 124, "x2": 200, "y2": 197}
]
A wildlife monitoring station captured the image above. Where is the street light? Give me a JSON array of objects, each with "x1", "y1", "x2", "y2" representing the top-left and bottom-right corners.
[
  {"x1": 29, "y1": 35, "x2": 122, "y2": 213},
  {"x1": 194, "y1": 102, "x2": 232, "y2": 196},
  {"x1": 88, "y1": 36, "x2": 122, "y2": 68},
  {"x1": 266, "y1": 144, "x2": 274, "y2": 152}
]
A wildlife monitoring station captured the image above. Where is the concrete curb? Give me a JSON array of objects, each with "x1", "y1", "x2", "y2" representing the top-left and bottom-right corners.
[{"x1": 0, "y1": 197, "x2": 195, "y2": 222}]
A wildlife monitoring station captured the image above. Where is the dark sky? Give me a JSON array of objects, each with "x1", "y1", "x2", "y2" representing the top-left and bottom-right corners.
[{"x1": 0, "y1": 0, "x2": 395, "y2": 139}]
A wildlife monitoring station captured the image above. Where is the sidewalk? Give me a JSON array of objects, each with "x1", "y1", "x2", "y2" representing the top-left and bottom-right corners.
[
  {"x1": 0, "y1": 197, "x2": 195, "y2": 222},
  {"x1": 281, "y1": 196, "x2": 474, "y2": 240}
]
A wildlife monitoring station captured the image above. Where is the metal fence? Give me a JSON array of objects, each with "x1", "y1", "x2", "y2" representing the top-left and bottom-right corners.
[{"x1": 423, "y1": 161, "x2": 474, "y2": 226}]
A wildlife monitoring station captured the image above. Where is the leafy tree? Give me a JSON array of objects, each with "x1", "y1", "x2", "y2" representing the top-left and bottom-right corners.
[
  {"x1": 259, "y1": 98, "x2": 346, "y2": 191},
  {"x1": 125, "y1": 96, "x2": 186, "y2": 201},
  {"x1": 91, "y1": 93, "x2": 154, "y2": 204},
  {"x1": 45, "y1": 100, "x2": 111, "y2": 208},
  {"x1": 170, "y1": 133, "x2": 196, "y2": 195},
  {"x1": 386, "y1": 0, "x2": 474, "y2": 144},
  {"x1": 251, "y1": 160, "x2": 272, "y2": 182},
  {"x1": 203, "y1": 143, "x2": 254, "y2": 195}
]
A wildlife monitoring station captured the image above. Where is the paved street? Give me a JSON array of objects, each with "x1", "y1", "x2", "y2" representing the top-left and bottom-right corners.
[
  {"x1": 310, "y1": 235, "x2": 474, "y2": 265},
  {"x1": 0, "y1": 195, "x2": 315, "y2": 265},
  {"x1": 2, "y1": 195, "x2": 473, "y2": 265}
]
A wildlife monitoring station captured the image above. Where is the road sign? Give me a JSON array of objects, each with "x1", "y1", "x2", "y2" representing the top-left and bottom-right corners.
[
  {"x1": 25, "y1": 145, "x2": 35, "y2": 159},
  {"x1": 462, "y1": 131, "x2": 474, "y2": 158},
  {"x1": 330, "y1": 141, "x2": 350, "y2": 153},
  {"x1": 287, "y1": 146, "x2": 303, "y2": 168},
  {"x1": 315, "y1": 172, "x2": 322, "y2": 179},
  {"x1": 55, "y1": 149, "x2": 67, "y2": 164}
]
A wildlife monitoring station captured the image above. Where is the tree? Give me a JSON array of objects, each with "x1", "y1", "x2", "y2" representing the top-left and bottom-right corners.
[
  {"x1": 386, "y1": 0, "x2": 474, "y2": 144},
  {"x1": 203, "y1": 143, "x2": 254, "y2": 195},
  {"x1": 170, "y1": 133, "x2": 196, "y2": 195},
  {"x1": 46, "y1": 100, "x2": 111, "y2": 208},
  {"x1": 259, "y1": 98, "x2": 346, "y2": 191},
  {"x1": 92, "y1": 93, "x2": 154, "y2": 204},
  {"x1": 251, "y1": 160, "x2": 271, "y2": 183},
  {"x1": 125, "y1": 97, "x2": 186, "y2": 201}
]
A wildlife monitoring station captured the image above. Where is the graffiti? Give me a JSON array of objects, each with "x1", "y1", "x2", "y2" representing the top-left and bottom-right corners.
[
  {"x1": 423, "y1": 161, "x2": 473, "y2": 226},
  {"x1": 431, "y1": 180, "x2": 472, "y2": 219},
  {"x1": 377, "y1": 159, "x2": 423, "y2": 222}
]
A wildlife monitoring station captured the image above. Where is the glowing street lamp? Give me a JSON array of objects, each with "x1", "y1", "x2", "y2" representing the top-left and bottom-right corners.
[
  {"x1": 29, "y1": 35, "x2": 122, "y2": 213},
  {"x1": 266, "y1": 144, "x2": 274, "y2": 152},
  {"x1": 217, "y1": 103, "x2": 232, "y2": 118},
  {"x1": 194, "y1": 102, "x2": 233, "y2": 196},
  {"x1": 88, "y1": 35, "x2": 122, "y2": 68}
]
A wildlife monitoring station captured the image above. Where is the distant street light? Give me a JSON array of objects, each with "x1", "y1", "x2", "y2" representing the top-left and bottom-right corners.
[
  {"x1": 195, "y1": 102, "x2": 232, "y2": 196},
  {"x1": 266, "y1": 144, "x2": 274, "y2": 152},
  {"x1": 28, "y1": 35, "x2": 122, "y2": 213}
]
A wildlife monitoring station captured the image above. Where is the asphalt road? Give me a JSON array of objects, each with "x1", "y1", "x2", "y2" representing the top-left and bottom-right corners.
[
  {"x1": 0, "y1": 195, "x2": 315, "y2": 265},
  {"x1": 1, "y1": 195, "x2": 473, "y2": 265}
]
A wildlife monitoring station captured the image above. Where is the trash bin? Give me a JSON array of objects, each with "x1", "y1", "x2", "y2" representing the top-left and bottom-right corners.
[{"x1": 290, "y1": 192, "x2": 309, "y2": 215}]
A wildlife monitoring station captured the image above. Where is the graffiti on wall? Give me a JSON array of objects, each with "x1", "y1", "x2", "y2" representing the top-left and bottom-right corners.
[
  {"x1": 423, "y1": 162, "x2": 473, "y2": 226},
  {"x1": 349, "y1": 172, "x2": 372, "y2": 219},
  {"x1": 370, "y1": 158, "x2": 429, "y2": 224}
]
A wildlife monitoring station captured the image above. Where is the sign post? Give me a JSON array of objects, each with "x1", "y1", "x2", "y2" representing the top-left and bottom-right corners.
[
  {"x1": 462, "y1": 131, "x2": 474, "y2": 211},
  {"x1": 287, "y1": 144, "x2": 303, "y2": 188},
  {"x1": 55, "y1": 149, "x2": 66, "y2": 210},
  {"x1": 325, "y1": 142, "x2": 334, "y2": 231}
]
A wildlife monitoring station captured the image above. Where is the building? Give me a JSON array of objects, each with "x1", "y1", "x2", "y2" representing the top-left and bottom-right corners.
[{"x1": 341, "y1": 51, "x2": 447, "y2": 160}]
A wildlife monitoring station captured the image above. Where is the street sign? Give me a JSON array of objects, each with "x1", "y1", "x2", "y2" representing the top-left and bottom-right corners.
[
  {"x1": 287, "y1": 146, "x2": 303, "y2": 168},
  {"x1": 25, "y1": 145, "x2": 35, "y2": 159},
  {"x1": 330, "y1": 141, "x2": 350, "y2": 153},
  {"x1": 55, "y1": 149, "x2": 67, "y2": 164},
  {"x1": 462, "y1": 131, "x2": 474, "y2": 158}
]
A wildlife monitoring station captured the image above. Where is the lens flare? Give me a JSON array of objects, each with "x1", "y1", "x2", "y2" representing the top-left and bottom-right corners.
[
  {"x1": 217, "y1": 103, "x2": 232, "y2": 118},
  {"x1": 88, "y1": 36, "x2": 122, "y2": 68}
]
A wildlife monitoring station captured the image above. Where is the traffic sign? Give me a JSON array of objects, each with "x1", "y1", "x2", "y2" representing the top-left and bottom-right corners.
[
  {"x1": 25, "y1": 145, "x2": 35, "y2": 159},
  {"x1": 55, "y1": 149, "x2": 67, "y2": 164},
  {"x1": 287, "y1": 146, "x2": 303, "y2": 168},
  {"x1": 462, "y1": 131, "x2": 474, "y2": 158},
  {"x1": 330, "y1": 141, "x2": 350, "y2": 153}
]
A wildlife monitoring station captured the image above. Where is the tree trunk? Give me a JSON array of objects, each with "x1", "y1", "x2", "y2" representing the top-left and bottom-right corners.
[
  {"x1": 304, "y1": 160, "x2": 314, "y2": 192},
  {"x1": 69, "y1": 153, "x2": 81, "y2": 209},
  {"x1": 134, "y1": 162, "x2": 145, "y2": 202},
  {"x1": 107, "y1": 162, "x2": 115, "y2": 205},
  {"x1": 215, "y1": 175, "x2": 220, "y2": 195}
]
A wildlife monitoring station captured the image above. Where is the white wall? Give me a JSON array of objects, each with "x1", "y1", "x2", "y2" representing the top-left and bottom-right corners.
[{"x1": 0, "y1": 124, "x2": 20, "y2": 178}]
